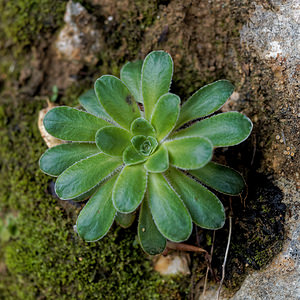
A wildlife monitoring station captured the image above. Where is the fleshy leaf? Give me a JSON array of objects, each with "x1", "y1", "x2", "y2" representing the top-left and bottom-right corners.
[
  {"x1": 55, "y1": 153, "x2": 122, "y2": 200},
  {"x1": 79, "y1": 89, "x2": 113, "y2": 121},
  {"x1": 120, "y1": 60, "x2": 143, "y2": 103},
  {"x1": 43, "y1": 107, "x2": 109, "y2": 141},
  {"x1": 189, "y1": 161, "x2": 245, "y2": 195},
  {"x1": 148, "y1": 173, "x2": 192, "y2": 242},
  {"x1": 123, "y1": 145, "x2": 147, "y2": 165},
  {"x1": 95, "y1": 126, "x2": 131, "y2": 156},
  {"x1": 166, "y1": 167, "x2": 225, "y2": 229},
  {"x1": 173, "y1": 112, "x2": 253, "y2": 147},
  {"x1": 175, "y1": 80, "x2": 234, "y2": 129},
  {"x1": 144, "y1": 145, "x2": 169, "y2": 173},
  {"x1": 151, "y1": 93, "x2": 180, "y2": 141},
  {"x1": 39, "y1": 143, "x2": 100, "y2": 176},
  {"x1": 165, "y1": 137, "x2": 213, "y2": 170},
  {"x1": 115, "y1": 212, "x2": 136, "y2": 228},
  {"x1": 112, "y1": 164, "x2": 147, "y2": 213},
  {"x1": 138, "y1": 195, "x2": 166, "y2": 255},
  {"x1": 94, "y1": 75, "x2": 141, "y2": 129},
  {"x1": 71, "y1": 184, "x2": 100, "y2": 202},
  {"x1": 142, "y1": 51, "x2": 173, "y2": 120},
  {"x1": 130, "y1": 118, "x2": 155, "y2": 137},
  {"x1": 76, "y1": 175, "x2": 117, "y2": 241}
]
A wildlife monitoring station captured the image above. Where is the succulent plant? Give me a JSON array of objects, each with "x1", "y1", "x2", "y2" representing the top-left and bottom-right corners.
[{"x1": 40, "y1": 51, "x2": 252, "y2": 255}]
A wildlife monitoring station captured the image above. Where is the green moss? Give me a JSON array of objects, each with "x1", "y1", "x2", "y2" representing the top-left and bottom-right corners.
[
  {"x1": 0, "y1": 95, "x2": 189, "y2": 299},
  {"x1": 0, "y1": 0, "x2": 67, "y2": 54}
]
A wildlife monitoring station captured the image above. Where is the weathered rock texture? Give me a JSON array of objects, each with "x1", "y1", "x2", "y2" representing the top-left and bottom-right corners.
[
  {"x1": 230, "y1": 1, "x2": 300, "y2": 299},
  {"x1": 55, "y1": 1, "x2": 102, "y2": 64}
]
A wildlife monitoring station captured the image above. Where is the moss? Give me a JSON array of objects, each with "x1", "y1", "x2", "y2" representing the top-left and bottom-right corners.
[
  {"x1": 0, "y1": 95, "x2": 189, "y2": 299},
  {"x1": 0, "y1": 0, "x2": 67, "y2": 55}
]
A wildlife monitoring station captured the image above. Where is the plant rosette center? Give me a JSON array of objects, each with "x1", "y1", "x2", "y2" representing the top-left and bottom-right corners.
[
  {"x1": 40, "y1": 50, "x2": 253, "y2": 255},
  {"x1": 131, "y1": 135, "x2": 158, "y2": 157}
]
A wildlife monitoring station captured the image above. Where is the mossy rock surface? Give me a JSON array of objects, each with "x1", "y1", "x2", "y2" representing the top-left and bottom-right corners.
[
  {"x1": 0, "y1": 97, "x2": 189, "y2": 299},
  {"x1": 0, "y1": 0, "x2": 293, "y2": 298}
]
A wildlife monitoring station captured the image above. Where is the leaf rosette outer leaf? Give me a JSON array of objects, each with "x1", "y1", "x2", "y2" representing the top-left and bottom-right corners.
[
  {"x1": 76, "y1": 175, "x2": 118, "y2": 241},
  {"x1": 43, "y1": 106, "x2": 110, "y2": 141},
  {"x1": 55, "y1": 153, "x2": 122, "y2": 200}
]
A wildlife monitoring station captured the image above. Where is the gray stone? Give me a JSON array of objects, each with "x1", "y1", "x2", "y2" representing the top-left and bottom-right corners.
[
  {"x1": 240, "y1": 0, "x2": 300, "y2": 87},
  {"x1": 55, "y1": 0, "x2": 102, "y2": 64},
  {"x1": 230, "y1": 1, "x2": 300, "y2": 299},
  {"x1": 232, "y1": 178, "x2": 300, "y2": 300}
]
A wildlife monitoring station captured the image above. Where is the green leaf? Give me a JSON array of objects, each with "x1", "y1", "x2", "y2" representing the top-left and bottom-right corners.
[
  {"x1": 142, "y1": 51, "x2": 173, "y2": 120},
  {"x1": 44, "y1": 107, "x2": 110, "y2": 141},
  {"x1": 112, "y1": 164, "x2": 147, "y2": 213},
  {"x1": 79, "y1": 89, "x2": 114, "y2": 121},
  {"x1": 175, "y1": 80, "x2": 234, "y2": 129},
  {"x1": 76, "y1": 175, "x2": 117, "y2": 241},
  {"x1": 164, "y1": 137, "x2": 213, "y2": 170},
  {"x1": 123, "y1": 145, "x2": 147, "y2": 165},
  {"x1": 173, "y1": 112, "x2": 253, "y2": 147},
  {"x1": 71, "y1": 184, "x2": 100, "y2": 202},
  {"x1": 55, "y1": 153, "x2": 122, "y2": 200},
  {"x1": 144, "y1": 145, "x2": 169, "y2": 173},
  {"x1": 138, "y1": 196, "x2": 166, "y2": 255},
  {"x1": 148, "y1": 173, "x2": 192, "y2": 242},
  {"x1": 151, "y1": 93, "x2": 180, "y2": 141},
  {"x1": 39, "y1": 143, "x2": 100, "y2": 176},
  {"x1": 165, "y1": 167, "x2": 225, "y2": 229},
  {"x1": 95, "y1": 126, "x2": 131, "y2": 156},
  {"x1": 130, "y1": 117, "x2": 155, "y2": 137},
  {"x1": 94, "y1": 75, "x2": 141, "y2": 130},
  {"x1": 131, "y1": 135, "x2": 158, "y2": 156},
  {"x1": 189, "y1": 161, "x2": 245, "y2": 195},
  {"x1": 115, "y1": 212, "x2": 136, "y2": 228},
  {"x1": 120, "y1": 60, "x2": 143, "y2": 103}
]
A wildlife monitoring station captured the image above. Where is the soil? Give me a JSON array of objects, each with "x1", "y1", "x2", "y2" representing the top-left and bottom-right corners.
[{"x1": 0, "y1": 0, "x2": 298, "y2": 299}]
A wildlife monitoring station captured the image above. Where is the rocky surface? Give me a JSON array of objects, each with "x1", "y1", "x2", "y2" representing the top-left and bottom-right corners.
[
  {"x1": 55, "y1": 1, "x2": 102, "y2": 64},
  {"x1": 232, "y1": 179, "x2": 300, "y2": 300},
  {"x1": 229, "y1": 1, "x2": 300, "y2": 299}
]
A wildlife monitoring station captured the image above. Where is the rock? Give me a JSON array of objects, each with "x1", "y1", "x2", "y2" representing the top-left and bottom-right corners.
[
  {"x1": 153, "y1": 252, "x2": 190, "y2": 276},
  {"x1": 240, "y1": 0, "x2": 300, "y2": 89},
  {"x1": 228, "y1": 2, "x2": 300, "y2": 298},
  {"x1": 55, "y1": 0, "x2": 102, "y2": 64},
  {"x1": 231, "y1": 178, "x2": 300, "y2": 300}
]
